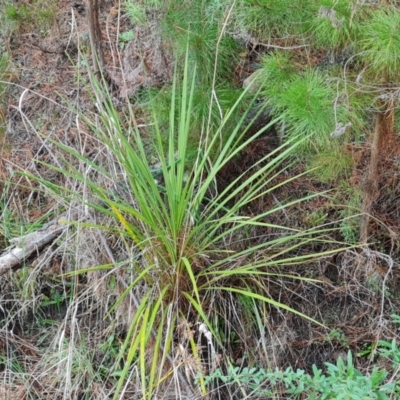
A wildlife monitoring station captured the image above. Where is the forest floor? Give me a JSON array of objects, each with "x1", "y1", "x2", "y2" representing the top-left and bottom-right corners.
[{"x1": 1, "y1": 1, "x2": 400, "y2": 399}]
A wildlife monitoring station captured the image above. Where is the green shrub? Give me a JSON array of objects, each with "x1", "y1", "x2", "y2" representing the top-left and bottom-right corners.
[
  {"x1": 30, "y1": 47, "x2": 348, "y2": 398},
  {"x1": 203, "y1": 352, "x2": 394, "y2": 399},
  {"x1": 204, "y1": 315, "x2": 400, "y2": 399}
]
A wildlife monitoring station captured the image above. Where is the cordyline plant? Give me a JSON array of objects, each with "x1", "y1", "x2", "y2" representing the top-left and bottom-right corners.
[{"x1": 33, "y1": 50, "x2": 348, "y2": 399}]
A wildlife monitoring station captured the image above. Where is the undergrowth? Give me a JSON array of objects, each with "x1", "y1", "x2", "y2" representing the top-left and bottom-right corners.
[
  {"x1": 31, "y1": 50, "x2": 347, "y2": 399},
  {"x1": 1, "y1": 1, "x2": 400, "y2": 399},
  {"x1": 204, "y1": 314, "x2": 400, "y2": 399}
]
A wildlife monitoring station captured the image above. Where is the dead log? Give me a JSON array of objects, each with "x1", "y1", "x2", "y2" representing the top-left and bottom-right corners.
[{"x1": 0, "y1": 214, "x2": 70, "y2": 276}]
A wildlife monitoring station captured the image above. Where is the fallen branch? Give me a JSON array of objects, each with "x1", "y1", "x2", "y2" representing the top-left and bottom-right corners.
[{"x1": 0, "y1": 214, "x2": 70, "y2": 276}]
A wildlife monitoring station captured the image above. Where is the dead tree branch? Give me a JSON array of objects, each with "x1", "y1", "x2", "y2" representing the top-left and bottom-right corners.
[{"x1": 0, "y1": 214, "x2": 71, "y2": 275}]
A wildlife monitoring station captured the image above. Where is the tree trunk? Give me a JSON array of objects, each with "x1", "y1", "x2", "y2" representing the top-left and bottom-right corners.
[
  {"x1": 86, "y1": 0, "x2": 104, "y2": 76},
  {"x1": 360, "y1": 101, "x2": 394, "y2": 243}
]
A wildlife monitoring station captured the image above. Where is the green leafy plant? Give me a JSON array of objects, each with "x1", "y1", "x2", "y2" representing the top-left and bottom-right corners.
[
  {"x1": 324, "y1": 328, "x2": 350, "y2": 349},
  {"x1": 118, "y1": 31, "x2": 135, "y2": 50},
  {"x1": 29, "y1": 47, "x2": 350, "y2": 398},
  {"x1": 203, "y1": 351, "x2": 394, "y2": 399},
  {"x1": 377, "y1": 314, "x2": 400, "y2": 366}
]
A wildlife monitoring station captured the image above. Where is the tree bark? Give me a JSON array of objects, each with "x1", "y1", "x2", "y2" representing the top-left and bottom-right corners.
[
  {"x1": 86, "y1": 0, "x2": 105, "y2": 76},
  {"x1": 360, "y1": 102, "x2": 394, "y2": 243}
]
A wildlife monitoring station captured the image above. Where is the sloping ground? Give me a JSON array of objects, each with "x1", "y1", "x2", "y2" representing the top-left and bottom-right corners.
[{"x1": 1, "y1": 2, "x2": 400, "y2": 399}]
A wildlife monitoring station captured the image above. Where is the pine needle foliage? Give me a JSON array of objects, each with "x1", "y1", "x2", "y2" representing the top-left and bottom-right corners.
[
  {"x1": 276, "y1": 69, "x2": 339, "y2": 140},
  {"x1": 123, "y1": 0, "x2": 239, "y2": 87},
  {"x1": 260, "y1": 54, "x2": 346, "y2": 150},
  {"x1": 308, "y1": 149, "x2": 354, "y2": 183},
  {"x1": 125, "y1": 0, "x2": 243, "y2": 154},
  {"x1": 259, "y1": 51, "x2": 296, "y2": 98},
  {"x1": 124, "y1": 1, "x2": 147, "y2": 26},
  {"x1": 231, "y1": 0, "x2": 313, "y2": 39},
  {"x1": 162, "y1": 0, "x2": 239, "y2": 86},
  {"x1": 310, "y1": 0, "x2": 357, "y2": 49},
  {"x1": 358, "y1": 6, "x2": 400, "y2": 80}
]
